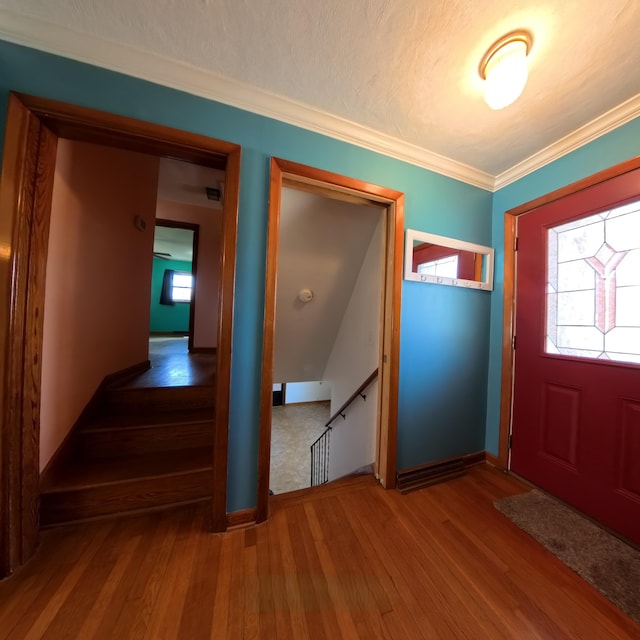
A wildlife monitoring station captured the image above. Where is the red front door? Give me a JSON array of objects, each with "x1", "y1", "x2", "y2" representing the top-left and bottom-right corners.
[{"x1": 511, "y1": 168, "x2": 640, "y2": 544}]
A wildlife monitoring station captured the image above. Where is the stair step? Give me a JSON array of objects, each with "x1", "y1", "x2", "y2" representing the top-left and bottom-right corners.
[
  {"x1": 76, "y1": 420, "x2": 214, "y2": 458},
  {"x1": 85, "y1": 407, "x2": 215, "y2": 430},
  {"x1": 104, "y1": 385, "x2": 215, "y2": 411},
  {"x1": 40, "y1": 448, "x2": 212, "y2": 526}
]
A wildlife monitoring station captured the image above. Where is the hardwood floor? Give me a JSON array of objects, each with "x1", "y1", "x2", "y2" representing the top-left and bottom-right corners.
[
  {"x1": 2, "y1": 465, "x2": 637, "y2": 639},
  {"x1": 136, "y1": 337, "x2": 215, "y2": 388}
]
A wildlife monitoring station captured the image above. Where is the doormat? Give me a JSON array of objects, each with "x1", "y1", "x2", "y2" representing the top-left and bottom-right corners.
[{"x1": 494, "y1": 490, "x2": 640, "y2": 624}]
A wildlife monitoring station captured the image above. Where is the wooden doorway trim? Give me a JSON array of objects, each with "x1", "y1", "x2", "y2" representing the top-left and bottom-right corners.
[
  {"x1": 0, "y1": 93, "x2": 240, "y2": 576},
  {"x1": 497, "y1": 156, "x2": 640, "y2": 469},
  {"x1": 256, "y1": 157, "x2": 404, "y2": 522},
  {"x1": 154, "y1": 219, "x2": 200, "y2": 352}
]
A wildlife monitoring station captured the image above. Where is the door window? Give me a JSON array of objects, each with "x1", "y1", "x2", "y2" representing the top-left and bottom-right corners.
[{"x1": 545, "y1": 200, "x2": 640, "y2": 363}]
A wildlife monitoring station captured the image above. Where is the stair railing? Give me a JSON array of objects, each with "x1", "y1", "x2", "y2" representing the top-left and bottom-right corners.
[
  {"x1": 310, "y1": 428, "x2": 330, "y2": 487},
  {"x1": 310, "y1": 368, "x2": 378, "y2": 487}
]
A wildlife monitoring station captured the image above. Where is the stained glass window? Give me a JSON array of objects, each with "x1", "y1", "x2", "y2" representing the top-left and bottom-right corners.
[{"x1": 546, "y1": 200, "x2": 640, "y2": 364}]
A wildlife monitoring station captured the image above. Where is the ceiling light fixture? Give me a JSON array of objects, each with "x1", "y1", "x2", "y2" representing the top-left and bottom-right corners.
[
  {"x1": 297, "y1": 288, "x2": 314, "y2": 303},
  {"x1": 479, "y1": 30, "x2": 533, "y2": 110}
]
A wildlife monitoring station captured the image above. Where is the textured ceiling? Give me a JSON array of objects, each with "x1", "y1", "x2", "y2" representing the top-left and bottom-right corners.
[{"x1": 2, "y1": 1, "x2": 640, "y2": 176}]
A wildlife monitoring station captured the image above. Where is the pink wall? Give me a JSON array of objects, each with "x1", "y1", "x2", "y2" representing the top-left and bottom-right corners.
[
  {"x1": 155, "y1": 200, "x2": 222, "y2": 348},
  {"x1": 40, "y1": 140, "x2": 159, "y2": 470}
]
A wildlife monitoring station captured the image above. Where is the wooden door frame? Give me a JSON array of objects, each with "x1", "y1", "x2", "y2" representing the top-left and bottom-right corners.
[
  {"x1": 0, "y1": 92, "x2": 240, "y2": 576},
  {"x1": 497, "y1": 156, "x2": 640, "y2": 468},
  {"x1": 256, "y1": 157, "x2": 404, "y2": 522},
  {"x1": 154, "y1": 218, "x2": 200, "y2": 351}
]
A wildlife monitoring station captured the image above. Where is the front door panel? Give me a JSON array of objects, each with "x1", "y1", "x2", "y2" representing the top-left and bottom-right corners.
[{"x1": 512, "y1": 168, "x2": 640, "y2": 543}]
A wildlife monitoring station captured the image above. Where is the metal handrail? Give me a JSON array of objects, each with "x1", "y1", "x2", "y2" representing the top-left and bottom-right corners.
[
  {"x1": 325, "y1": 368, "x2": 378, "y2": 428},
  {"x1": 310, "y1": 369, "x2": 380, "y2": 487}
]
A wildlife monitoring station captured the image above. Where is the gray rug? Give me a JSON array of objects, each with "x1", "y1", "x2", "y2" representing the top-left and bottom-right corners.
[{"x1": 495, "y1": 490, "x2": 640, "y2": 624}]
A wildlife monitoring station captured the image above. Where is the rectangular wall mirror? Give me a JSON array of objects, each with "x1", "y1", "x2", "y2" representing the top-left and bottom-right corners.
[{"x1": 404, "y1": 229, "x2": 494, "y2": 291}]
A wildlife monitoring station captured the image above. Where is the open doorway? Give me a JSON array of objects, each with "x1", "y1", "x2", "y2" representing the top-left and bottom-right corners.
[
  {"x1": 151, "y1": 222, "x2": 197, "y2": 355},
  {"x1": 0, "y1": 93, "x2": 240, "y2": 576},
  {"x1": 268, "y1": 186, "x2": 385, "y2": 495},
  {"x1": 257, "y1": 158, "x2": 404, "y2": 521}
]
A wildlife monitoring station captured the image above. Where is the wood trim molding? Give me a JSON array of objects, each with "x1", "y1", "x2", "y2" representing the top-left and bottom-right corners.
[
  {"x1": 102, "y1": 360, "x2": 151, "y2": 388},
  {"x1": 383, "y1": 194, "x2": 404, "y2": 488},
  {"x1": 0, "y1": 92, "x2": 240, "y2": 575},
  {"x1": 15, "y1": 93, "x2": 233, "y2": 169},
  {"x1": 226, "y1": 508, "x2": 257, "y2": 530},
  {"x1": 0, "y1": 95, "x2": 47, "y2": 575},
  {"x1": 256, "y1": 158, "x2": 283, "y2": 524},
  {"x1": 498, "y1": 212, "x2": 517, "y2": 469},
  {"x1": 462, "y1": 451, "x2": 486, "y2": 468},
  {"x1": 189, "y1": 347, "x2": 216, "y2": 355},
  {"x1": 485, "y1": 452, "x2": 500, "y2": 468},
  {"x1": 212, "y1": 145, "x2": 240, "y2": 532},
  {"x1": 497, "y1": 155, "x2": 640, "y2": 470},
  {"x1": 397, "y1": 458, "x2": 466, "y2": 494},
  {"x1": 257, "y1": 158, "x2": 404, "y2": 521},
  {"x1": 396, "y1": 451, "x2": 492, "y2": 493}
]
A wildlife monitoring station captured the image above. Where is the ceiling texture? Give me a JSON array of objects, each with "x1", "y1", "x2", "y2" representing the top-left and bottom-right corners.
[{"x1": 1, "y1": 1, "x2": 639, "y2": 189}]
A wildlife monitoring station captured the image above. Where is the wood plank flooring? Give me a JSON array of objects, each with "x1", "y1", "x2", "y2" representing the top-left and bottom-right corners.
[
  {"x1": 132, "y1": 338, "x2": 215, "y2": 388},
  {"x1": 1, "y1": 465, "x2": 638, "y2": 639}
]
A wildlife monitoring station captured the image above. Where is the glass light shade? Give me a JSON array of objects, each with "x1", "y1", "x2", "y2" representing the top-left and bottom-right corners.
[{"x1": 483, "y1": 40, "x2": 528, "y2": 110}]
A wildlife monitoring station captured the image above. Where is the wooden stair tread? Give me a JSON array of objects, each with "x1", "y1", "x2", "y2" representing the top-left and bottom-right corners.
[
  {"x1": 103, "y1": 384, "x2": 215, "y2": 411},
  {"x1": 109, "y1": 383, "x2": 215, "y2": 392},
  {"x1": 42, "y1": 447, "x2": 212, "y2": 492},
  {"x1": 83, "y1": 407, "x2": 215, "y2": 431}
]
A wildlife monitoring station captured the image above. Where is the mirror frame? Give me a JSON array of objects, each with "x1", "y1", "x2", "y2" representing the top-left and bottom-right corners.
[{"x1": 404, "y1": 229, "x2": 494, "y2": 291}]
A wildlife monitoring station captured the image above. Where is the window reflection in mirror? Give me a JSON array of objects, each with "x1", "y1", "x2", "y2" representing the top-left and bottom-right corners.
[{"x1": 405, "y1": 230, "x2": 494, "y2": 290}]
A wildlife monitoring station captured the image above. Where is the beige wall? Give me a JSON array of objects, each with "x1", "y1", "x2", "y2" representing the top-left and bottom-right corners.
[
  {"x1": 155, "y1": 200, "x2": 222, "y2": 348},
  {"x1": 40, "y1": 140, "x2": 159, "y2": 470}
]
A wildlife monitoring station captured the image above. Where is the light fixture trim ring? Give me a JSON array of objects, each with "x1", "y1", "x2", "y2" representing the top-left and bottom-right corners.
[{"x1": 478, "y1": 29, "x2": 533, "y2": 80}]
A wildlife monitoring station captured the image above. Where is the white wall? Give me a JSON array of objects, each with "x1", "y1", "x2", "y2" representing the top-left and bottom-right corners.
[
  {"x1": 274, "y1": 188, "x2": 381, "y2": 382},
  {"x1": 285, "y1": 381, "x2": 331, "y2": 404},
  {"x1": 323, "y1": 216, "x2": 384, "y2": 480},
  {"x1": 326, "y1": 379, "x2": 379, "y2": 481}
]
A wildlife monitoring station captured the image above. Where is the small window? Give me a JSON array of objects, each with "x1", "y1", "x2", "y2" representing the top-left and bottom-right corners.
[
  {"x1": 417, "y1": 255, "x2": 459, "y2": 279},
  {"x1": 171, "y1": 271, "x2": 193, "y2": 302},
  {"x1": 160, "y1": 269, "x2": 193, "y2": 305}
]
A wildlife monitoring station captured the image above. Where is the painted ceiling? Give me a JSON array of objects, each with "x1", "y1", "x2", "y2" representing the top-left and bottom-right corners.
[{"x1": 1, "y1": 1, "x2": 639, "y2": 187}]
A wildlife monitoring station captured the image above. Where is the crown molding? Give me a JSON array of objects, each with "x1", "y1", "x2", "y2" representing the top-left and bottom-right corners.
[
  {"x1": 494, "y1": 93, "x2": 640, "y2": 190},
  {"x1": 0, "y1": 8, "x2": 495, "y2": 191},
  {"x1": 2, "y1": 9, "x2": 638, "y2": 194}
]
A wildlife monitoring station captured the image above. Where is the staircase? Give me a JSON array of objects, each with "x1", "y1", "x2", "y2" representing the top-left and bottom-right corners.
[{"x1": 40, "y1": 380, "x2": 215, "y2": 527}]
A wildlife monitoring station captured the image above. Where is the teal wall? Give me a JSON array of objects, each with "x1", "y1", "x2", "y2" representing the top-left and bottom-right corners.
[
  {"x1": 484, "y1": 117, "x2": 640, "y2": 455},
  {"x1": 149, "y1": 257, "x2": 192, "y2": 333},
  {"x1": 0, "y1": 40, "x2": 493, "y2": 511}
]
